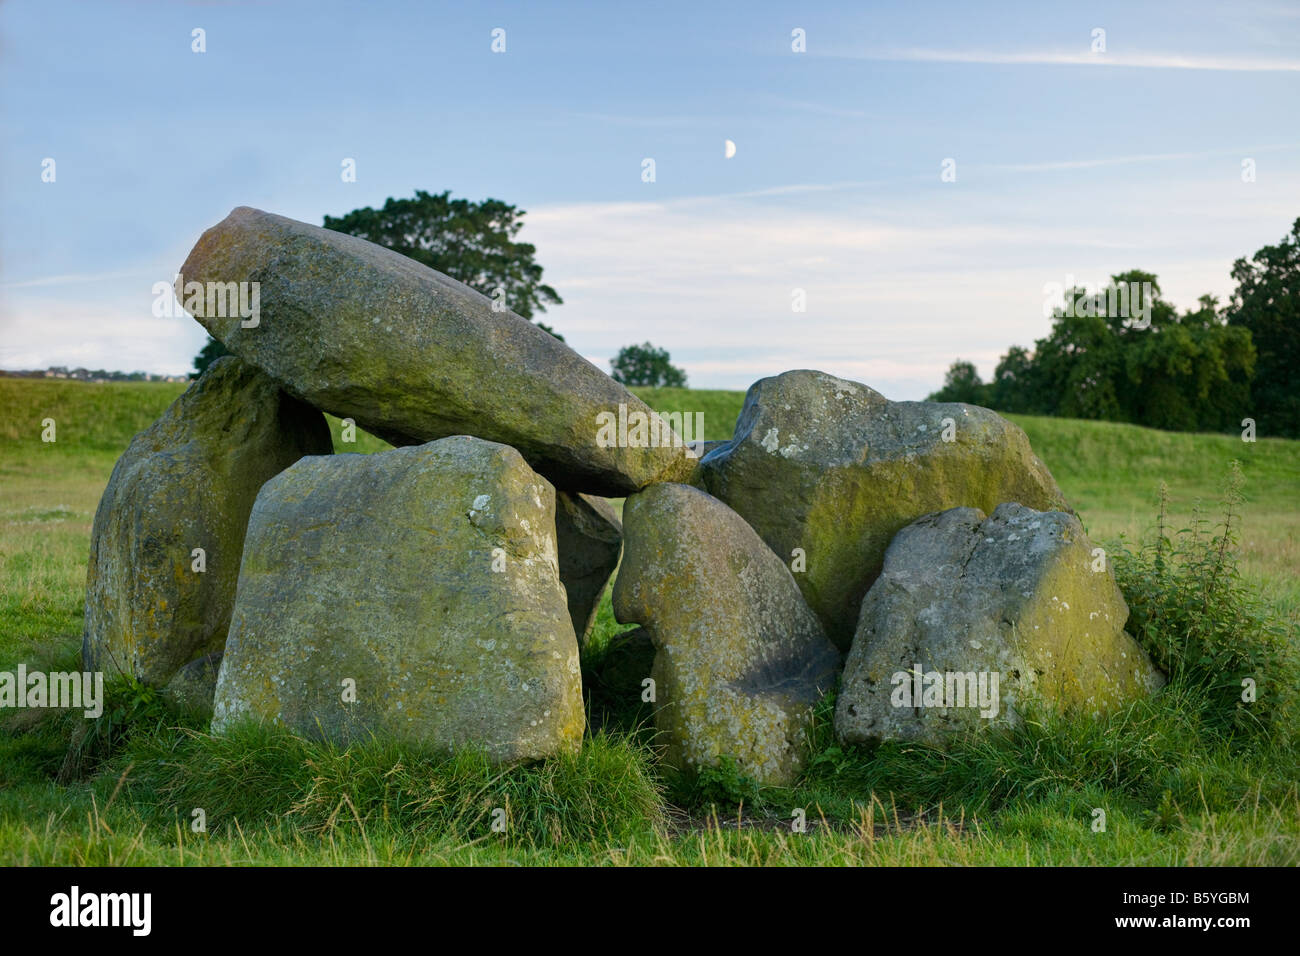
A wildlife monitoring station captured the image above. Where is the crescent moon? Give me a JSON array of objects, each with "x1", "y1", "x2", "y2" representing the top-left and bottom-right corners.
[{"x1": 724, "y1": 139, "x2": 736, "y2": 159}]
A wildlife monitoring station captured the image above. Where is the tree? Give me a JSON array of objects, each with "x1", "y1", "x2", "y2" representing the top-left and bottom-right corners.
[
  {"x1": 323, "y1": 189, "x2": 563, "y2": 330},
  {"x1": 192, "y1": 188, "x2": 566, "y2": 371},
  {"x1": 191, "y1": 336, "x2": 229, "y2": 378},
  {"x1": 927, "y1": 359, "x2": 990, "y2": 405},
  {"x1": 1123, "y1": 293, "x2": 1253, "y2": 432},
  {"x1": 932, "y1": 269, "x2": 1255, "y2": 433},
  {"x1": 610, "y1": 342, "x2": 687, "y2": 388},
  {"x1": 989, "y1": 345, "x2": 1042, "y2": 413},
  {"x1": 1227, "y1": 217, "x2": 1300, "y2": 437}
]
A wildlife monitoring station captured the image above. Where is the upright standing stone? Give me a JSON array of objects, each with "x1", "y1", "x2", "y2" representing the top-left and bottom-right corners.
[
  {"x1": 83, "y1": 357, "x2": 331, "y2": 686},
  {"x1": 613, "y1": 483, "x2": 841, "y2": 786},
  {"x1": 212, "y1": 436, "x2": 584, "y2": 762},
  {"x1": 177, "y1": 206, "x2": 693, "y2": 495}
]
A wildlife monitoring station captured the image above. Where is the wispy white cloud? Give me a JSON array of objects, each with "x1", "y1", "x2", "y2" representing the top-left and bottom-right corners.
[
  {"x1": 0, "y1": 269, "x2": 150, "y2": 289},
  {"x1": 547, "y1": 141, "x2": 1300, "y2": 213},
  {"x1": 696, "y1": 180, "x2": 892, "y2": 201},
  {"x1": 519, "y1": 175, "x2": 1292, "y2": 394},
  {"x1": 839, "y1": 47, "x2": 1300, "y2": 72},
  {"x1": 0, "y1": 298, "x2": 204, "y2": 376}
]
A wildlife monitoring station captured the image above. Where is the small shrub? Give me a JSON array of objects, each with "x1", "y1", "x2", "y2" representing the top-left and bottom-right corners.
[
  {"x1": 57, "y1": 675, "x2": 174, "y2": 782},
  {"x1": 1113, "y1": 462, "x2": 1298, "y2": 743},
  {"x1": 670, "y1": 756, "x2": 765, "y2": 812}
]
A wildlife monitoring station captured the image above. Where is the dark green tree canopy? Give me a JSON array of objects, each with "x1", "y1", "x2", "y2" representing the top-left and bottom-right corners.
[
  {"x1": 990, "y1": 345, "x2": 1035, "y2": 412},
  {"x1": 929, "y1": 269, "x2": 1256, "y2": 433},
  {"x1": 928, "y1": 359, "x2": 986, "y2": 404},
  {"x1": 610, "y1": 342, "x2": 687, "y2": 388},
  {"x1": 191, "y1": 336, "x2": 229, "y2": 378},
  {"x1": 1227, "y1": 217, "x2": 1300, "y2": 437},
  {"x1": 323, "y1": 189, "x2": 562, "y2": 324}
]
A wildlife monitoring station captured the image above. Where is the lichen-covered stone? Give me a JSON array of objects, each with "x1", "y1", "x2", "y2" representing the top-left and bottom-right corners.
[
  {"x1": 177, "y1": 206, "x2": 693, "y2": 496},
  {"x1": 162, "y1": 652, "x2": 223, "y2": 720},
  {"x1": 83, "y1": 357, "x2": 331, "y2": 686},
  {"x1": 835, "y1": 503, "x2": 1165, "y2": 746},
  {"x1": 613, "y1": 483, "x2": 840, "y2": 786},
  {"x1": 699, "y1": 369, "x2": 1070, "y2": 649},
  {"x1": 555, "y1": 492, "x2": 622, "y2": 646},
  {"x1": 212, "y1": 436, "x2": 584, "y2": 762}
]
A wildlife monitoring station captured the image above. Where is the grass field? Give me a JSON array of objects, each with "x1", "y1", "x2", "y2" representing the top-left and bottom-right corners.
[{"x1": 1, "y1": 378, "x2": 1296, "y2": 865}]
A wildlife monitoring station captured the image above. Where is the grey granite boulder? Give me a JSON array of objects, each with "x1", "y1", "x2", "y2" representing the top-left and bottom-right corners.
[
  {"x1": 835, "y1": 503, "x2": 1165, "y2": 746},
  {"x1": 613, "y1": 483, "x2": 841, "y2": 786},
  {"x1": 212, "y1": 436, "x2": 584, "y2": 762},
  {"x1": 161, "y1": 652, "x2": 223, "y2": 720}
]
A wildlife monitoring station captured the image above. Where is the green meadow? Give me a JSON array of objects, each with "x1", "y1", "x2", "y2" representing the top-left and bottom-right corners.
[{"x1": 1, "y1": 378, "x2": 1296, "y2": 865}]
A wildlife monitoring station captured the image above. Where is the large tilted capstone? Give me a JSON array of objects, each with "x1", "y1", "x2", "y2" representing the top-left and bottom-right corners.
[
  {"x1": 835, "y1": 503, "x2": 1166, "y2": 746},
  {"x1": 212, "y1": 435, "x2": 584, "y2": 762},
  {"x1": 82, "y1": 357, "x2": 331, "y2": 687},
  {"x1": 613, "y1": 483, "x2": 841, "y2": 786},
  {"x1": 176, "y1": 206, "x2": 693, "y2": 496},
  {"x1": 699, "y1": 369, "x2": 1070, "y2": 649}
]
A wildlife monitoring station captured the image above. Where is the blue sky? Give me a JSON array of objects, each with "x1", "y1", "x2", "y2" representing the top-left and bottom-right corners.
[{"x1": 3, "y1": 0, "x2": 1298, "y2": 397}]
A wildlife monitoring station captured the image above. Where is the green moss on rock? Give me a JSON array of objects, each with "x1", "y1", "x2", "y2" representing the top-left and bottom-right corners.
[
  {"x1": 613, "y1": 483, "x2": 840, "y2": 786},
  {"x1": 835, "y1": 503, "x2": 1166, "y2": 746},
  {"x1": 700, "y1": 369, "x2": 1071, "y2": 650},
  {"x1": 82, "y1": 357, "x2": 331, "y2": 686}
]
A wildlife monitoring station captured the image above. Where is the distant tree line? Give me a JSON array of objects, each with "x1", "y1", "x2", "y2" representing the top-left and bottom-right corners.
[
  {"x1": 929, "y1": 219, "x2": 1300, "y2": 437},
  {"x1": 2, "y1": 367, "x2": 187, "y2": 383}
]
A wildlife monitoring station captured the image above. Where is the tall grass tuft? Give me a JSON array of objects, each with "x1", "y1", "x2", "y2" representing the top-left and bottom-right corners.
[
  {"x1": 119, "y1": 721, "x2": 667, "y2": 848},
  {"x1": 1113, "y1": 461, "x2": 1298, "y2": 744}
]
